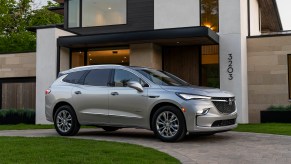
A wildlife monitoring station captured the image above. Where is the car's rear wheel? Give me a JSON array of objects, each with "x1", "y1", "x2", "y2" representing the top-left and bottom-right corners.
[
  {"x1": 102, "y1": 127, "x2": 120, "y2": 132},
  {"x1": 152, "y1": 106, "x2": 187, "y2": 142},
  {"x1": 54, "y1": 105, "x2": 80, "y2": 136}
]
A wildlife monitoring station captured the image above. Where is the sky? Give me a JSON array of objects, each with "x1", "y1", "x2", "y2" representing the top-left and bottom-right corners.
[{"x1": 36, "y1": 0, "x2": 291, "y2": 31}]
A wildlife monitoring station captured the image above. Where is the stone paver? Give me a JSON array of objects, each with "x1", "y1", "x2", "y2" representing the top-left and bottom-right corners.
[{"x1": 0, "y1": 128, "x2": 291, "y2": 164}]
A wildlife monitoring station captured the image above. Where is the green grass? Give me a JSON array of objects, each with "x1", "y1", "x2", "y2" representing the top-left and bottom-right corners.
[
  {"x1": 0, "y1": 137, "x2": 179, "y2": 164},
  {"x1": 233, "y1": 123, "x2": 291, "y2": 136}
]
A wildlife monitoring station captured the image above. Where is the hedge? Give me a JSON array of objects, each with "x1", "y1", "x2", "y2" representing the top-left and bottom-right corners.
[{"x1": 0, "y1": 109, "x2": 35, "y2": 124}]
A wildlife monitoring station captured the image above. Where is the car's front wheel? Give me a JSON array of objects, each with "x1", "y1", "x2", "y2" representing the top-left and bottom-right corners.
[
  {"x1": 152, "y1": 106, "x2": 187, "y2": 142},
  {"x1": 54, "y1": 105, "x2": 80, "y2": 136}
]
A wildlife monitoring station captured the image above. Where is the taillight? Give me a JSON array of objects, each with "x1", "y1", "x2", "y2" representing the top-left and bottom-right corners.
[{"x1": 45, "y1": 89, "x2": 51, "y2": 95}]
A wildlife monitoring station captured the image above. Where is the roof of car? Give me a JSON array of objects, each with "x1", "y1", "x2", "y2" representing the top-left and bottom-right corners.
[{"x1": 60, "y1": 65, "x2": 150, "y2": 74}]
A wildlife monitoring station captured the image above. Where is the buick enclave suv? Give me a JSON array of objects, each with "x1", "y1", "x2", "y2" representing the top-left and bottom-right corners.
[{"x1": 45, "y1": 65, "x2": 237, "y2": 142}]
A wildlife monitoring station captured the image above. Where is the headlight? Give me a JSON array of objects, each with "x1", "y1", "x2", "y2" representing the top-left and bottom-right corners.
[{"x1": 177, "y1": 93, "x2": 211, "y2": 100}]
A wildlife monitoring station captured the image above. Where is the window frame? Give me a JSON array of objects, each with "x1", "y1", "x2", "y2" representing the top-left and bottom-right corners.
[{"x1": 67, "y1": 0, "x2": 128, "y2": 29}]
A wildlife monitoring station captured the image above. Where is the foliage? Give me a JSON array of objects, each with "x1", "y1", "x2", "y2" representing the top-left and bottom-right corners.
[
  {"x1": 234, "y1": 123, "x2": 291, "y2": 136},
  {"x1": 266, "y1": 105, "x2": 291, "y2": 111},
  {"x1": 0, "y1": 0, "x2": 63, "y2": 53},
  {"x1": 0, "y1": 123, "x2": 53, "y2": 130},
  {"x1": 0, "y1": 137, "x2": 179, "y2": 163},
  {"x1": 0, "y1": 109, "x2": 35, "y2": 124}
]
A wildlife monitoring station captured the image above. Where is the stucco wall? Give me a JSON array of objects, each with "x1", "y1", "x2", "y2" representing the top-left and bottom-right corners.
[
  {"x1": 0, "y1": 52, "x2": 36, "y2": 78},
  {"x1": 247, "y1": 35, "x2": 291, "y2": 123},
  {"x1": 154, "y1": 0, "x2": 200, "y2": 29}
]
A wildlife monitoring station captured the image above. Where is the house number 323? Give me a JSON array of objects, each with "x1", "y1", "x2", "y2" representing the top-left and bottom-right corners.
[{"x1": 227, "y1": 54, "x2": 234, "y2": 80}]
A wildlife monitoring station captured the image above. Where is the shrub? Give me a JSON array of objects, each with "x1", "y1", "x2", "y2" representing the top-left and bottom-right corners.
[
  {"x1": 267, "y1": 105, "x2": 291, "y2": 111},
  {"x1": 0, "y1": 109, "x2": 35, "y2": 124}
]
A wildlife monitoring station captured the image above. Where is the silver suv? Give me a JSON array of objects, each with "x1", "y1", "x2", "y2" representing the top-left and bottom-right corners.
[{"x1": 45, "y1": 65, "x2": 237, "y2": 142}]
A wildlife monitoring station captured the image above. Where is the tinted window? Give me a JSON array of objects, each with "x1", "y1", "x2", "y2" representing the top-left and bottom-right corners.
[
  {"x1": 63, "y1": 71, "x2": 87, "y2": 84},
  {"x1": 136, "y1": 69, "x2": 189, "y2": 86},
  {"x1": 114, "y1": 69, "x2": 141, "y2": 87},
  {"x1": 84, "y1": 69, "x2": 111, "y2": 86}
]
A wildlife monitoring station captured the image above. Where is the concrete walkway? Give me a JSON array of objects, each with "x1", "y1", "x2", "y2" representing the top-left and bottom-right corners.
[{"x1": 0, "y1": 128, "x2": 291, "y2": 164}]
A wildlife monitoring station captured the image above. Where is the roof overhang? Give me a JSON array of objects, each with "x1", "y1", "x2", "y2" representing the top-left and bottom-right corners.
[{"x1": 58, "y1": 26, "x2": 219, "y2": 49}]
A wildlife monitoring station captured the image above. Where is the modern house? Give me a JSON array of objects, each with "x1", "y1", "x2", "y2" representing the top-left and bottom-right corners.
[{"x1": 4, "y1": 0, "x2": 290, "y2": 124}]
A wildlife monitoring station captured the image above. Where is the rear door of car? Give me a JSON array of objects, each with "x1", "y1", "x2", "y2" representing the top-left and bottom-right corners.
[{"x1": 72, "y1": 69, "x2": 112, "y2": 124}]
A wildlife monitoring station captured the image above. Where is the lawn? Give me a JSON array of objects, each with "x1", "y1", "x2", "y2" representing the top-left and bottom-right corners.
[
  {"x1": 234, "y1": 123, "x2": 291, "y2": 136},
  {"x1": 0, "y1": 137, "x2": 179, "y2": 164}
]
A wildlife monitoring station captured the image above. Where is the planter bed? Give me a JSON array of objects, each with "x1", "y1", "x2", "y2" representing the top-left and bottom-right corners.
[{"x1": 261, "y1": 111, "x2": 291, "y2": 123}]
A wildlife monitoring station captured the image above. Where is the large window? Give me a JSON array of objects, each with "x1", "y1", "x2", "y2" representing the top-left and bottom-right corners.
[
  {"x1": 288, "y1": 54, "x2": 291, "y2": 99},
  {"x1": 68, "y1": 0, "x2": 80, "y2": 28},
  {"x1": 201, "y1": 0, "x2": 219, "y2": 32},
  {"x1": 82, "y1": 0, "x2": 127, "y2": 27}
]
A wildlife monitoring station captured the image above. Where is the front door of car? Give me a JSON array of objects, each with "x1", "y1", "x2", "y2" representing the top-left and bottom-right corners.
[
  {"x1": 108, "y1": 69, "x2": 149, "y2": 127},
  {"x1": 72, "y1": 69, "x2": 112, "y2": 124}
]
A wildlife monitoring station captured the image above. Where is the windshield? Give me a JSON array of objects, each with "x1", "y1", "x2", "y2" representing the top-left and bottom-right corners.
[{"x1": 136, "y1": 69, "x2": 190, "y2": 86}]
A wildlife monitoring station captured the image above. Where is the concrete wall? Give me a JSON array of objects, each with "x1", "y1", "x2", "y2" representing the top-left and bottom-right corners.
[
  {"x1": 130, "y1": 43, "x2": 162, "y2": 69},
  {"x1": 219, "y1": 0, "x2": 249, "y2": 123},
  {"x1": 247, "y1": 35, "x2": 291, "y2": 123},
  {"x1": 154, "y1": 0, "x2": 200, "y2": 29},
  {"x1": 0, "y1": 52, "x2": 36, "y2": 78},
  {"x1": 36, "y1": 28, "x2": 75, "y2": 124}
]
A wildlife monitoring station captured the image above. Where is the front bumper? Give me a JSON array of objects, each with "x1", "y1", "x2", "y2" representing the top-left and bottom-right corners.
[{"x1": 181, "y1": 100, "x2": 238, "y2": 133}]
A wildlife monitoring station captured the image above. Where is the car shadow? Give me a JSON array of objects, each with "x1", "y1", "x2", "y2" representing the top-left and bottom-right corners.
[{"x1": 76, "y1": 128, "x2": 232, "y2": 143}]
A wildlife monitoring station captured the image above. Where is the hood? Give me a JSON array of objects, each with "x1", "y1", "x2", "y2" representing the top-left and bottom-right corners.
[{"x1": 160, "y1": 85, "x2": 234, "y2": 98}]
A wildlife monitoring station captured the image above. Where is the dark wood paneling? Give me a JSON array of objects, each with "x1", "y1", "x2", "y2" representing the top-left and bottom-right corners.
[
  {"x1": 69, "y1": 0, "x2": 154, "y2": 35},
  {"x1": 258, "y1": 0, "x2": 282, "y2": 32},
  {"x1": 1, "y1": 83, "x2": 36, "y2": 109},
  {"x1": 0, "y1": 77, "x2": 36, "y2": 109},
  {"x1": 163, "y1": 46, "x2": 201, "y2": 85}
]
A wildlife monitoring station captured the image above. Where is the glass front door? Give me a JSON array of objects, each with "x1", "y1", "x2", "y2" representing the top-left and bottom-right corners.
[{"x1": 71, "y1": 48, "x2": 130, "y2": 68}]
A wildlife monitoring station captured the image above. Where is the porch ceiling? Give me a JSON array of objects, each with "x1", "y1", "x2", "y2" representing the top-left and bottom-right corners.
[{"x1": 58, "y1": 26, "x2": 219, "y2": 49}]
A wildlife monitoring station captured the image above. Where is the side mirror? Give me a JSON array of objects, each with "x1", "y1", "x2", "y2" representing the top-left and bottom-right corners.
[{"x1": 127, "y1": 81, "x2": 143, "y2": 92}]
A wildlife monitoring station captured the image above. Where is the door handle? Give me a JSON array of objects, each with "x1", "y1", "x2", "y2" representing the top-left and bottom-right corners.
[
  {"x1": 74, "y1": 91, "x2": 82, "y2": 95},
  {"x1": 111, "y1": 92, "x2": 119, "y2": 96}
]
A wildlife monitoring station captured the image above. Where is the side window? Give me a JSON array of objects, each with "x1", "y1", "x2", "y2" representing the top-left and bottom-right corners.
[
  {"x1": 84, "y1": 69, "x2": 111, "y2": 86},
  {"x1": 114, "y1": 69, "x2": 142, "y2": 87},
  {"x1": 63, "y1": 71, "x2": 87, "y2": 84}
]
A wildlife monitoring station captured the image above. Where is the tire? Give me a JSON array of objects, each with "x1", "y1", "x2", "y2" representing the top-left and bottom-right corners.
[
  {"x1": 102, "y1": 127, "x2": 120, "y2": 132},
  {"x1": 152, "y1": 106, "x2": 187, "y2": 142},
  {"x1": 54, "y1": 105, "x2": 80, "y2": 136}
]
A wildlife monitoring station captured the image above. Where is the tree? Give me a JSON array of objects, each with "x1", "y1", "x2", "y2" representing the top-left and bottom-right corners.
[{"x1": 0, "y1": 0, "x2": 63, "y2": 53}]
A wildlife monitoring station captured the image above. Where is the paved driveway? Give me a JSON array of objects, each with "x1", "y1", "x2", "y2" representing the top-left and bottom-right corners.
[{"x1": 0, "y1": 128, "x2": 291, "y2": 164}]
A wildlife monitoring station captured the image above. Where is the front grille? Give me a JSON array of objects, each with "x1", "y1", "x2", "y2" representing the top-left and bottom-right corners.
[
  {"x1": 212, "y1": 119, "x2": 236, "y2": 127},
  {"x1": 211, "y1": 97, "x2": 236, "y2": 114}
]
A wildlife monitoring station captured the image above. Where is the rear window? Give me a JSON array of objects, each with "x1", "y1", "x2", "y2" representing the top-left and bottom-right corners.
[
  {"x1": 84, "y1": 69, "x2": 111, "y2": 86},
  {"x1": 63, "y1": 71, "x2": 87, "y2": 84}
]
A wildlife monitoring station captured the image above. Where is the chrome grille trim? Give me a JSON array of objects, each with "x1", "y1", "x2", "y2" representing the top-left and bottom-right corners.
[{"x1": 211, "y1": 97, "x2": 236, "y2": 114}]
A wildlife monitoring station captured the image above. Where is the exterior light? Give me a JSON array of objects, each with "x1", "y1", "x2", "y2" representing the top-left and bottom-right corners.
[
  {"x1": 196, "y1": 108, "x2": 210, "y2": 115},
  {"x1": 177, "y1": 42, "x2": 180, "y2": 44},
  {"x1": 108, "y1": 7, "x2": 112, "y2": 10},
  {"x1": 181, "y1": 107, "x2": 186, "y2": 113}
]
